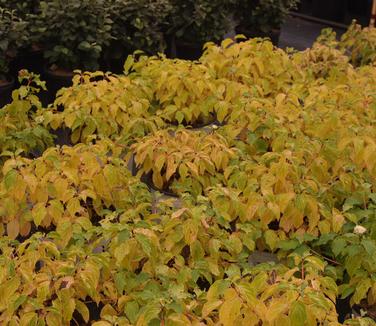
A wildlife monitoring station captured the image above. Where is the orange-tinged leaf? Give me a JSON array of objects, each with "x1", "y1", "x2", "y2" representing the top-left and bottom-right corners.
[
  {"x1": 6, "y1": 218, "x2": 19, "y2": 239},
  {"x1": 332, "y1": 208, "x2": 345, "y2": 233},
  {"x1": 19, "y1": 221, "x2": 31, "y2": 237}
]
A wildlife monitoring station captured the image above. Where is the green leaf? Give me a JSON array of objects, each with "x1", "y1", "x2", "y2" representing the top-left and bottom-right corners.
[
  {"x1": 175, "y1": 111, "x2": 184, "y2": 124},
  {"x1": 207, "y1": 280, "x2": 231, "y2": 301},
  {"x1": 339, "y1": 284, "x2": 355, "y2": 299},
  {"x1": 0, "y1": 276, "x2": 20, "y2": 310},
  {"x1": 135, "y1": 233, "x2": 152, "y2": 257},
  {"x1": 277, "y1": 239, "x2": 300, "y2": 251},
  {"x1": 352, "y1": 278, "x2": 372, "y2": 305},
  {"x1": 138, "y1": 303, "x2": 161, "y2": 325},
  {"x1": 13, "y1": 295, "x2": 27, "y2": 311},
  {"x1": 125, "y1": 301, "x2": 139, "y2": 324},
  {"x1": 124, "y1": 55, "x2": 134, "y2": 74},
  {"x1": 264, "y1": 230, "x2": 278, "y2": 250},
  {"x1": 32, "y1": 204, "x2": 47, "y2": 227},
  {"x1": 332, "y1": 237, "x2": 347, "y2": 256},
  {"x1": 290, "y1": 301, "x2": 307, "y2": 326},
  {"x1": 361, "y1": 239, "x2": 376, "y2": 256},
  {"x1": 4, "y1": 170, "x2": 17, "y2": 190},
  {"x1": 345, "y1": 254, "x2": 362, "y2": 277}
]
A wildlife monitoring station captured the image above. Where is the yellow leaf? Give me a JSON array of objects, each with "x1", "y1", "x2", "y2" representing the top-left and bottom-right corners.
[
  {"x1": 20, "y1": 312, "x2": 38, "y2": 326},
  {"x1": 171, "y1": 208, "x2": 188, "y2": 219},
  {"x1": 202, "y1": 300, "x2": 223, "y2": 317},
  {"x1": 152, "y1": 171, "x2": 164, "y2": 189},
  {"x1": 218, "y1": 296, "x2": 242, "y2": 326},
  {"x1": 186, "y1": 161, "x2": 199, "y2": 177},
  {"x1": 183, "y1": 221, "x2": 198, "y2": 245},
  {"x1": 45, "y1": 312, "x2": 61, "y2": 326},
  {"x1": 32, "y1": 203, "x2": 47, "y2": 227},
  {"x1": 332, "y1": 208, "x2": 345, "y2": 233},
  {"x1": 67, "y1": 197, "x2": 82, "y2": 217},
  {"x1": 100, "y1": 304, "x2": 118, "y2": 318},
  {"x1": 92, "y1": 322, "x2": 112, "y2": 326},
  {"x1": 76, "y1": 300, "x2": 90, "y2": 323},
  {"x1": 154, "y1": 154, "x2": 166, "y2": 173},
  {"x1": 166, "y1": 156, "x2": 178, "y2": 181},
  {"x1": 276, "y1": 193, "x2": 295, "y2": 213},
  {"x1": 367, "y1": 282, "x2": 376, "y2": 305},
  {"x1": 275, "y1": 93, "x2": 286, "y2": 109}
]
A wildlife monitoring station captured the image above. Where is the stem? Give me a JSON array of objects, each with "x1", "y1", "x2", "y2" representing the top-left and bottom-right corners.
[{"x1": 310, "y1": 248, "x2": 341, "y2": 265}]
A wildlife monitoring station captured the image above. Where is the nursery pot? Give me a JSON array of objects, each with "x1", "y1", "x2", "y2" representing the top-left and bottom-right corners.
[
  {"x1": 101, "y1": 42, "x2": 129, "y2": 74},
  {"x1": 174, "y1": 39, "x2": 204, "y2": 61},
  {"x1": 43, "y1": 66, "x2": 74, "y2": 105},
  {"x1": 10, "y1": 47, "x2": 44, "y2": 78},
  {"x1": 235, "y1": 26, "x2": 281, "y2": 46},
  {"x1": 107, "y1": 56, "x2": 126, "y2": 74},
  {"x1": 312, "y1": 0, "x2": 346, "y2": 22},
  {"x1": 0, "y1": 76, "x2": 15, "y2": 108}
]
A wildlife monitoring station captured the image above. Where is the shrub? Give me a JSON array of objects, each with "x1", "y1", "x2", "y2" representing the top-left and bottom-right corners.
[
  {"x1": 316, "y1": 22, "x2": 376, "y2": 67},
  {"x1": 230, "y1": 0, "x2": 299, "y2": 34},
  {"x1": 0, "y1": 140, "x2": 151, "y2": 239},
  {"x1": 132, "y1": 129, "x2": 236, "y2": 196},
  {"x1": 1, "y1": 36, "x2": 376, "y2": 324},
  {"x1": 0, "y1": 8, "x2": 28, "y2": 80},
  {"x1": 130, "y1": 55, "x2": 248, "y2": 125},
  {"x1": 340, "y1": 22, "x2": 376, "y2": 67},
  {"x1": 292, "y1": 43, "x2": 350, "y2": 79},
  {"x1": 201, "y1": 38, "x2": 296, "y2": 97},
  {"x1": 35, "y1": 0, "x2": 113, "y2": 71},
  {"x1": 0, "y1": 0, "x2": 39, "y2": 17},
  {"x1": 107, "y1": 0, "x2": 171, "y2": 56},
  {"x1": 167, "y1": 0, "x2": 232, "y2": 44},
  {"x1": 41, "y1": 71, "x2": 164, "y2": 145},
  {"x1": 0, "y1": 71, "x2": 54, "y2": 164}
]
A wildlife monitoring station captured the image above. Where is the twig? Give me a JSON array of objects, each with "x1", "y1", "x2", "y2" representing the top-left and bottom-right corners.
[{"x1": 310, "y1": 248, "x2": 341, "y2": 266}]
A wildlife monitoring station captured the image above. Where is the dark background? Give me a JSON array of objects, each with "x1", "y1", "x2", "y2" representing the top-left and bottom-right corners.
[{"x1": 296, "y1": 0, "x2": 373, "y2": 26}]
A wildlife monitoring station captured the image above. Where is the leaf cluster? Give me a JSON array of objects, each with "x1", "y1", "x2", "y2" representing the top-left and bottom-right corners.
[
  {"x1": 1, "y1": 31, "x2": 376, "y2": 325},
  {"x1": 316, "y1": 21, "x2": 376, "y2": 67},
  {"x1": 167, "y1": 0, "x2": 232, "y2": 44},
  {"x1": 34, "y1": 0, "x2": 113, "y2": 71},
  {"x1": 0, "y1": 8, "x2": 29, "y2": 78},
  {"x1": 229, "y1": 0, "x2": 299, "y2": 33},
  {"x1": 0, "y1": 71, "x2": 54, "y2": 164},
  {"x1": 132, "y1": 129, "x2": 236, "y2": 196},
  {"x1": 107, "y1": 0, "x2": 172, "y2": 56},
  {"x1": 0, "y1": 140, "x2": 151, "y2": 239},
  {"x1": 42, "y1": 71, "x2": 164, "y2": 145}
]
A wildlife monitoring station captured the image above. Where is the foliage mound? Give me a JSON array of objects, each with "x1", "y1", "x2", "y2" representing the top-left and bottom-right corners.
[
  {"x1": 1, "y1": 25, "x2": 376, "y2": 325},
  {"x1": 0, "y1": 71, "x2": 53, "y2": 164}
]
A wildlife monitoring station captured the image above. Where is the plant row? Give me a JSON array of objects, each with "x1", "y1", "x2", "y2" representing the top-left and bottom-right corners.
[
  {"x1": 0, "y1": 0, "x2": 298, "y2": 79},
  {"x1": 0, "y1": 24, "x2": 376, "y2": 324}
]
